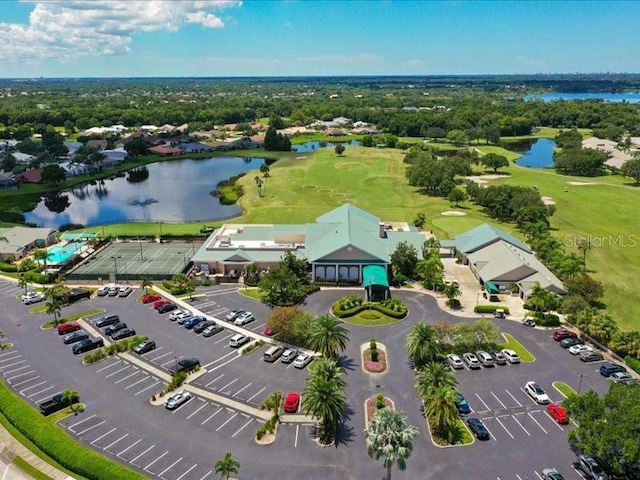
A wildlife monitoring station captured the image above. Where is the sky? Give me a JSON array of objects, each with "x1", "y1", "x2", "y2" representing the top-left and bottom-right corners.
[{"x1": 1, "y1": 0, "x2": 640, "y2": 78}]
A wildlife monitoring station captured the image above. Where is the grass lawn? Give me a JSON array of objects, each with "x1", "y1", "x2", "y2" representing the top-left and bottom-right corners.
[
  {"x1": 553, "y1": 381, "x2": 577, "y2": 399},
  {"x1": 41, "y1": 309, "x2": 106, "y2": 329},
  {"x1": 429, "y1": 417, "x2": 474, "y2": 446},
  {"x1": 499, "y1": 333, "x2": 535, "y2": 362},
  {"x1": 238, "y1": 288, "x2": 264, "y2": 302},
  {"x1": 341, "y1": 309, "x2": 402, "y2": 327},
  {"x1": 12, "y1": 456, "x2": 54, "y2": 480}
]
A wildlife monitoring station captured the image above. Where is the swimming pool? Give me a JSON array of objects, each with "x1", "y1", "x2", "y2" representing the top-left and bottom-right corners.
[{"x1": 42, "y1": 242, "x2": 86, "y2": 265}]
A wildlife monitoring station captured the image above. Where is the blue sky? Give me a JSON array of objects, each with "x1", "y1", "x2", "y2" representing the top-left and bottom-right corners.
[{"x1": 1, "y1": 1, "x2": 639, "y2": 78}]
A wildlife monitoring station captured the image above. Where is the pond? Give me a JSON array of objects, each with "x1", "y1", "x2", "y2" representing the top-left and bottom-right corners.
[
  {"x1": 509, "y1": 138, "x2": 556, "y2": 168},
  {"x1": 525, "y1": 92, "x2": 640, "y2": 103},
  {"x1": 292, "y1": 139, "x2": 360, "y2": 153},
  {"x1": 24, "y1": 156, "x2": 266, "y2": 228}
]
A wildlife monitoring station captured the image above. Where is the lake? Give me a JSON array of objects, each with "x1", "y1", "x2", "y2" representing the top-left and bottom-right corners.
[
  {"x1": 24, "y1": 156, "x2": 266, "y2": 228},
  {"x1": 526, "y1": 92, "x2": 640, "y2": 103},
  {"x1": 292, "y1": 139, "x2": 360, "y2": 153},
  {"x1": 510, "y1": 138, "x2": 556, "y2": 168}
]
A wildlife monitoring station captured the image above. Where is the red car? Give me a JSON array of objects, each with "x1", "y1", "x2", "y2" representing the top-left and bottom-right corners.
[
  {"x1": 553, "y1": 328, "x2": 577, "y2": 341},
  {"x1": 547, "y1": 403, "x2": 568, "y2": 424},
  {"x1": 142, "y1": 293, "x2": 162, "y2": 304},
  {"x1": 283, "y1": 392, "x2": 300, "y2": 413},
  {"x1": 263, "y1": 327, "x2": 274, "y2": 337},
  {"x1": 57, "y1": 322, "x2": 81, "y2": 335},
  {"x1": 153, "y1": 299, "x2": 171, "y2": 310}
]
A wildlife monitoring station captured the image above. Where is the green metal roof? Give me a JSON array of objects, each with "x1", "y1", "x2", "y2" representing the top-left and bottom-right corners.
[
  {"x1": 485, "y1": 281, "x2": 500, "y2": 294},
  {"x1": 452, "y1": 223, "x2": 531, "y2": 254},
  {"x1": 363, "y1": 265, "x2": 389, "y2": 287}
]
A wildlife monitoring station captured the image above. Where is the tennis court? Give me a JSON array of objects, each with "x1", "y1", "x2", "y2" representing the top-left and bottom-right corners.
[{"x1": 69, "y1": 241, "x2": 201, "y2": 282}]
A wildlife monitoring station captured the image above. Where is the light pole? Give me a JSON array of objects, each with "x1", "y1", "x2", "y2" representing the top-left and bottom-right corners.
[
  {"x1": 110, "y1": 255, "x2": 121, "y2": 283},
  {"x1": 578, "y1": 374, "x2": 585, "y2": 395}
]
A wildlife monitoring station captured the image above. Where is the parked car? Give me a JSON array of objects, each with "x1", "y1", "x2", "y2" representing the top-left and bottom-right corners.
[
  {"x1": 225, "y1": 309, "x2": 245, "y2": 321},
  {"x1": 107, "y1": 285, "x2": 120, "y2": 296},
  {"x1": 153, "y1": 299, "x2": 172, "y2": 309},
  {"x1": 22, "y1": 291, "x2": 45, "y2": 305},
  {"x1": 169, "y1": 358, "x2": 200, "y2": 374},
  {"x1": 599, "y1": 362, "x2": 627, "y2": 377},
  {"x1": 72, "y1": 337, "x2": 104, "y2": 354},
  {"x1": 466, "y1": 418, "x2": 490, "y2": 440},
  {"x1": 493, "y1": 309, "x2": 506, "y2": 319},
  {"x1": 525, "y1": 381, "x2": 550, "y2": 404},
  {"x1": 169, "y1": 309, "x2": 189, "y2": 321},
  {"x1": 569, "y1": 344, "x2": 592, "y2": 355},
  {"x1": 560, "y1": 337, "x2": 584, "y2": 349},
  {"x1": 63, "y1": 330, "x2": 89, "y2": 345},
  {"x1": 501, "y1": 349, "x2": 520, "y2": 364},
  {"x1": 578, "y1": 455, "x2": 608, "y2": 480},
  {"x1": 39, "y1": 392, "x2": 79, "y2": 416},
  {"x1": 158, "y1": 303, "x2": 178, "y2": 314},
  {"x1": 263, "y1": 346, "x2": 284, "y2": 362},
  {"x1": 546, "y1": 403, "x2": 568, "y2": 424},
  {"x1": 176, "y1": 313, "x2": 194, "y2": 325},
  {"x1": 580, "y1": 350, "x2": 604, "y2": 362},
  {"x1": 281, "y1": 348, "x2": 298, "y2": 364},
  {"x1": 476, "y1": 351, "x2": 495, "y2": 367},
  {"x1": 542, "y1": 468, "x2": 565, "y2": 480},
  {"x1": 609, "y1": 371, "x2": 634, "y2": 384},
  {"x1": 455, "y1": 393, "x2": 471, "y2": 414},
  {"x1": 447, "y1": 354, "x2": 464, "y2": 370},
  {"x1": 263, "y1": 327, "x2": 274, "y2": 336},
  {"x1": 234, "y1": 312, "x2": 255, "y2": 326},
  {"x1": 462, "y1": 352, "x2": 481, "y2": 369},
  {"x1": 164, "y1": 390, "x2": 191, "y2": 410},
  {"x1": 490, "y1": 351, "x2": 508, "y2": 365},
  {"x1": 111, "y1": 328, "x2": 136, "y2": 341},
  {"x1": 118, "y1": 286, "x2": 133, "y2": 297},
  {"x1": 229, "y1": 334, "x2": 249, "y2": 348},
  {"x1": 283, "y1": 392, "x2": 300, "y2": 413},
  {"x1": 133, "y1": 340, "x2": 156, "y2": 355},
  {"x1": 68, "y1": 288, "x2": 91, "y2": 304},
  {"x1": 521, "y1": 319, "x2": 536, "y2": 327},
  {"x1": 553, "y1": 328, "x2": 577, "y2": 341},
  {"x1": 293, "y1": 352, "x2": 313, "y2": 369},
  {"x1": 183, "y1": 316, "x2": 206, "y2": 329},
  {"x1": 104, "y1": 322, "x2": 127, "y2": 337},
  {"x1": 97, "y1": 286, "x2": 110, "y2": 297},
  {"x1": 57, "y1": 322, "x2": 81, "y2": 335},
  {"x1": 94, "y1": 314, "x2": 119, "y2": 328},
  {"x1": 142, "y1": 293, "x2": 162, "y2": 304},
  {"x1": 194, "y1": 320, "x2": 215, "y2": 334},
  {"x1": 202, "y1": 323, "x2": 224, "y2": 337}
]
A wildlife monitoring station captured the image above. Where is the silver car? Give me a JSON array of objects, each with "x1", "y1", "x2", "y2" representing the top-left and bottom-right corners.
[
  {"x1": 463, "y1": 352, "x2": 481, "y2": 369},
  {"x1": 447, "y1": 354, "x2": 464, "y2": 370},
  {"x1": 281, "y1": 348, "x2": 298, "y2": 364}
]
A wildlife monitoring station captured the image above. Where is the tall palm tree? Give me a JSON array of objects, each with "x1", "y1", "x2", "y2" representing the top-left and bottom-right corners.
[
  {"x1": 365, "y1": 408, "x2": 419, "y2": 480},
  {"x1": 214, "y1": 452, "x2": 240, "y2": 480},
  {"x1": 528, "y1": 282, "x2": 560, "y2": 316},
  {"x1": 141, "y1": 277, "x2": 153, "y2": 294},
  {"x1": 442, "y1": 282, "x2": 462, "y2": 308},
  {"x1": 421, "y1": 237, "x2": 441, "y2": 259},
  {"x1": 61, "y1": 389, "x2": 80, "y2": 412},
  {"x1": 45, "y1": 299, "x2": 62, "y2": 325},
  {"x1": 577, "y1": 237, "x2": 591, "y2": 271},
  {"x1": 32, "y1": 248, "x2": 50, "y2": 271},
  {"x1": 424, "y1": 386, "x2": 459, "y2": 436},
  {"x1": 18, "y1": 274, "x2": 29, "y2": 293},
  {"x1": 310, "y1": 357, "x2": 346, "y2": 390},
  {"x1": 302, "y1": 375, "x2": 346, "y2": 445},
  {"x1": 414, "y1": 362, "x2": 457, "y2": 400},
  {"x1": 405, "y1": 323, "x2": 441, "y2": 369},
  {"x1": 307, "y1": 315, "x2": 349, "y2": 358}
]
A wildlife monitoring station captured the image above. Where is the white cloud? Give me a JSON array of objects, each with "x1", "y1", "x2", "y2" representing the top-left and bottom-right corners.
[
  {"x1": 404, "y1": 59, "x2": 424, "y2": 68},
  {"x1": 297, "y1": 53, "x2": 384, "y2": 65},
  {"x1": 0, "y1": 1, "x2": 241, "y2": 62},
  {"x1": 516, "y1": 55, "x2": 547, "y2": 70}
]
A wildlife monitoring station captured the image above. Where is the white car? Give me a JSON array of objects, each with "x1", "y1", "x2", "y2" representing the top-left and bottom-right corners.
[
  {"x1": 569, "y1": 344, "x2": 592, "y2": 355},
  {"x1": 447, "y1": 354, "x2": 464, "y2": 370},
  {"x1": 293, "y1": 352, "x2": 313, "y2": 369},
  {"x1": 229, "y1": 333, "x2": 249, "y2": 348},
  {"x1": 609, "y1": 372, "x2": 634, "y2": 383},
  {"x1": 169, "y1": 309, "x2": 189, "y2": 321},
  {"x1": 22, "y1": 291, "x2": 45, "y2": 305},
  {"x1": 501, "y1": 349, "x2": 521, "y2": 364},
  {"x1": 462, "y1": 352, "x2": 481, "y2": 369},
  {"x1": 164, "y1": 390, "x2": 191, "y2": 410},
  {"x1": 234, "y1": 312, "x2": 255, "y2": 326},
  {"x1": 524, "y1": 381, "x2": 550, "y2": 404}
]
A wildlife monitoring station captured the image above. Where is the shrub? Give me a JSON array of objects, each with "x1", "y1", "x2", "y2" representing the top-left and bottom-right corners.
[
  {"x1": 534, "y1": 314, "x2": 560, "y2": 327},
  {"x1": 369, "y1": 339, "x2": 377, "y2": 350},
  {"x1": 200, "y1": 276, "x2": 212, "y2": 287},
  {"x1": 0, "y1": 262, "x2": 18, "y2": 273},
  {"x1": 84, "y1": 349, "x2": 107, "y2": 364},
  {"x1": 255, "y1": 425, "x2": 267, "y2": 440},
  {"x1": 375, "y1": 393, "x2": 385, "y2": 409},
  {"x1": 391, "y1": 273, "x2": 407, "y2": 286},
  {"x1": 474, "y1": 305, "x2": 510, "y2": 314},
  {"x1": 624, "y1": 355, "x2": 640, "y2": 375},
  {"x1": 333, "y1": 300, "x2": 407, "y2": 319},
  {"x1": 166, "y1": 371, "x2": 188, "y2": 393}
]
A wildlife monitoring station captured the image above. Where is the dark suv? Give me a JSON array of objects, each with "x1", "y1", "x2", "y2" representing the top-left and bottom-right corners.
[
  {"x1": 94, "y1": 314, "x2": 119, "y2": 328},
  {"x1": 170, "y1": 358, "x2": 200, "y2": 374},
  {"x1": 599, "y1": 362, "x2": 627, "y2": 377},
  {"x1": 466, "y1": 418, "x2": 490, "y2": 440},
  {"x1": 104, "y1": 322, "x2": 127, "y2": 337}
]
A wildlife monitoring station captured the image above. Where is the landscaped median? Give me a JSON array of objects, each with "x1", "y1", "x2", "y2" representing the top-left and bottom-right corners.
[
  {"x1": 500, "y1": 332, "x2": 535, "y2": 362},
  {"x1": 0, "y1": 381, "x2": 144, "y2": 480},
  {"x1": 40, "y1": 309, "x2": 106, "y2": 330},
  {"x1": 332, "y1": 295, "x2": 407, "y2": 326}
]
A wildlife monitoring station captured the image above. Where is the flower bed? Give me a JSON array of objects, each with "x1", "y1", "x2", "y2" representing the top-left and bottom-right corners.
[
  {"x1": 363, "y1": 349, "x2": 387, "y2": 373},
  {"x1": 364, "y1": 395, "x2": 395, "y2": 427}
]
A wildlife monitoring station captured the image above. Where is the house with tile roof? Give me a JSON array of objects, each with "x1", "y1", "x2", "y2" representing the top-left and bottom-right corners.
[{"x1": 191, "y1": 204, "x2": 425, "y2": 283}]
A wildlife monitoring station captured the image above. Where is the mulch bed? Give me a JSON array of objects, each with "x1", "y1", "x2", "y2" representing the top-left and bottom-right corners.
[{"x1": 362, "y1": 348, "x2": 387, "y2": 373}]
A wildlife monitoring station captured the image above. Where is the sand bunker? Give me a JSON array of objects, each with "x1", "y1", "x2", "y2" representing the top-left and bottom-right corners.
[
  {"x1": 295, "y1": 156, "x2": 307, "y2": 160},
  {"x1": 541, "y1": 196, "x2": 556, "y2": 206},
  {"x1": 566, "y1": 181, "x2": 595, "y2": 186},
  {"x1": 464, "y1": 174, "x2": 503, "y2": 185},
  {"x1": 441, "y1": 211, "x2": 467, "y2": 216}
]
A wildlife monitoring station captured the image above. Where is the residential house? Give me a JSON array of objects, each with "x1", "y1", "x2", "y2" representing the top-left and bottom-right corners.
[
  {"x1": 63, "y1": 141, "x2": 84, "y2": 157},
  {"x1": 11, "y1": 152, "x2": 37, "y2": 165},
  {"x1": 0, "y1": 226, "x2": 57, "y2": 261},
  {"x1": 101, "y1": 148, "x2": 128, "y2": 164},
  {"x1": 59, "y1": 161, "x2": 90, "y2": 177},
  {"x1": 148, "y1": 145, "x2": 182, "y2": 156},
  {"x1": 86, "y1": 139, "x2": 108, "y2": 151},
  {"x1": 179, "y1": 142, "x2": 213, "y2": 154},
  {"x1": 14, "y1": 168, "x2": 43, "y2": 184},
  {"x1": 0, "y1": 173, "x2": 18, "y2": 191}
]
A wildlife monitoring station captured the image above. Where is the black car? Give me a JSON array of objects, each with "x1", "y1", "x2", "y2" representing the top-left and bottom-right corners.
[
  {"x1": 466, "y1": 418, "x2": 490, "y2": 440},
  {"x1": 193, "y1": 320, "x2": 215, "y2": 334},
  {"x1": 158, "y1": 303, "x2": 178, "y2": 314},
  {"x1": 111, "y1": 328, "x2": 136, "y2": 341},
  {"x1": 170, "y1": 357, "x2": 200, "y2": 374},
  {"x1": 104, "y1": 322, "x2": 127, "y2": 337},
  {"x1": 599, "y1": 362, "x2": 627, "y2": 377},
  {"x1": 72, "y1": 337, "x2": 104, "y2": 354},
  {"x1": 63, "y1": 330, "x2": 89, "y2": 345},
  {"x1": 94, "y1": 314, "x2": 120, "y2": 328},
  {"x1": 560, "y1": 337, "x2": 584, "y2": 349},
  {"x1": 133, "y1": 340, "x2": 156, "y2": 354}
]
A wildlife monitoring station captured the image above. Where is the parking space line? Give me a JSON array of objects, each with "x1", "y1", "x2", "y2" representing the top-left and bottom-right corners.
[
  {"x1": 157, "y1": 456, "x2": 183, "y2": 478},
  {"x1": 542, "y1": 411, "x2": 565, "y2": 431},
  {"x1": 519, "y1": 388, "x2": 538, "y2": 406},
  {"x1": 149, "y1": 351, "x2": 174, "y2": 363},
  {"x1": 96, "y1": 359, "x2": 121, "y2": 373},
  {"x1": 219, "y1": 378, "x2": 238, "y2": 392},
  {"x1": 117, "y1": 438, "x2": 141, "y2": 457},
  {"x1": 130, "y1": 445, "x2": 155, "y2": 465},
  {"x1": 512, "y1": 413, "x2": 531, "y2": 436},
  {"x1": 3, "y1": 365, "x2": 31, "y2": 376},
  {"x1": 199, "y1": 471, "x2": 212, "y2": 480},
  {"x1": 0, "y1": 355, "x2": 22, "y2": 363},
  {"x1": 213, "y1": 334, "x2": 234, "y2": 345},
  {"x1": 124, "y1": 375, "x2": 150, "y2": 390},
  {"x1": 7, "y1": 370, "x2": 36, "y2": 384},
  {"x1": 204, "y1": 373, "x2": 225, "y2": 388},
  {"x1": 495, "y1": 417, "x2": 514, "y2": 439},
  {"x1": 0, "y1": 352, "x2": 20, "y2": 359},
  {"x1": 207, "y1": 355, "x2": 242, "y2": 373},
  {"x1": 135, "y1": 380, "x2": 161, "y2": 396},
  {"x1": 202, "y1": 350, "x2": 237, "y2": 369},
  {"x1": 20, "y1": 381, "x2": 48, "y2": 396},
  {"x1": 490, "y1": 391, "x2": 508, "y2": 409},
  {"x1": 76, "y1": 420, "x2": 106, "y2": 436},
  {"x1": 535, "y1": 471, "x2": 543, "y2": 479},
  {"x1": 504, "y1": 389, "x2": 523, "y2": 407},
  {"x1": 12, "y1": 375, "x2": 41, "y2": 388},
  {"x1": 474, "y1": 393, "x2": 491, "y2": 412},
  {"x1": 246, "y1": 387, "x2": 266, "y2": 404},
  {"x1": 161, "y1": 358, "x2": 178, "y2": 368},
  {"x1": 114, "y1": 371, "x2": 140, "y2": 384},
  {"x1": 231, "y1": 418, "x2": 253, "y2": 437},
  {"x1": 201, "y1": 407, "x2": 223, "y2": 425},
  {"x1": 90, "y1": 427, "x2": 117, "y2": 445},
  {"x1": 186, "y1": 400, "x2": 208, "y2": 419},
  {"x1": 175, "y1": 463, "x2": 198, "y2": 480},
  {"x1": 527, "y1": 411, "x2": 548, "y2": 434},
  {"x1": 216, "y1": 412, "x2": 238, "y2": 431},
  {"x1": 104, "y1": 432, "x2": 129, "y2": 451},
  {"x1": 69, "y1": 414, "x2": 97, "y2": 431},
  {"x1": 233, "y1": 382, "x2": 252, "y2": 397},
  {"x1": 0, "y1": 360, "x2": 26, "y2": 369},
  {"x1": 144, "y1": 450, "x2": 168, "y2": 472},
  {"x1": 294, "y1": 424, "x2": 300, "y2": 447},
  {"x1": 105, "y1": 365, "x2": 131, "y2": 378},
  {"x1": 482, "y1": 422, "x2": 497, "y2": 442},
  {"x1": 33, "y1": 392, "x2": 60, "y2": 404}
]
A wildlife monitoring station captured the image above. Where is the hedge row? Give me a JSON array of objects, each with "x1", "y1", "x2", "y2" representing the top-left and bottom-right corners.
[
  {"x1": 333, "y1": 302, "x2": 407, "y2": 319},
  {"x1": 624, "y1": 356, "x2": 640, "y2": 375},
  {"x1": 0, "y1": 382, "x2": 144, "y2": 480},
  {"x1": 533, "y1": 314, "x2": 561, "y2": 327},
  {"x1": 474, "y1": 305, "x2": 510, "y2": 314}
]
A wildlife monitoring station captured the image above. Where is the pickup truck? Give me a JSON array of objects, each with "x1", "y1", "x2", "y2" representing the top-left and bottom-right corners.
[{"x1": 39, "y1": 392, "x2": 78, "y2": 416}]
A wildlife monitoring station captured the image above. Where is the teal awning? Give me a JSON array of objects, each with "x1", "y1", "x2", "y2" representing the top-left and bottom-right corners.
[
  {"x1": 363, "y1": 265, "x2": 389, "y2": 287},
  {"x1": 485, "y1": 281, "x2": 499, "y2": 294}
]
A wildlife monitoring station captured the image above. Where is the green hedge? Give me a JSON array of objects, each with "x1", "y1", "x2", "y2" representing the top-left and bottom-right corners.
[
  {"x1": 534, "y1": 314, "x2": 561, "y2": 327},
  {"x1": 333, "y1": 302, "x2": 407, "y2": 319},
  {"x1": 474, "y1": 305, "x2": 510, "y2": 314},
  {"x1": 0, "y1": 262, "x2": 18, "y2": 273},
  {"x1": 0, "y1": 382, "x2": 144, "y2": 480},
  {"x1": 624, "y1": 355, "x2": 640, "y2": 375}
]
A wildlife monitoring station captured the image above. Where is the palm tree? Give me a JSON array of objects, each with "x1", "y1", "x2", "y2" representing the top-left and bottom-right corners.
[
  {"x1": 307, "y1": 315, "x2": 349, "y2": 358},
  {"x1": 413, "y1": 256, "x2": 443, "y2": 283},
  {"x1": 442, "y1": 282, "x2": 462, "y2": 308},
  {"x1": 310, "y1": 357, "x2": 346, "y2": 390},
  {"x1": 365, "y1": 408, "x2": 419, "y2": 480},
  {"x1": 18, "y1": 274, "x2": 29, "y2": 293},
  {"x1": 577, "y1": 237, "x2": 591, "y2": 271},
  {"x1": 424, "y1": 386, "x2": 459, "y2": 436},
  {"x1": 45, "y1": 299, "x2": 62, "y2": 325},
  {"x1": 32, "y1": 248, "x2": 50, "y2": 271},
  {"x1": 254, "y1": 176, "x2": 263, "y2": 197},
  {"x1": 214, "y1": 452, "x2": 240, "y2": 480},
  {"x1": 421, "y1": 237, "x2": 441, "y2": 259},
  {"x1": 61, "y1": 389, "x2": 80, "y2": 412},
  {"x1": 528, "y1": 282, "x2": 560, "y2": 316},
  {"x1": 414, "y1": 362, "x2": 457, "y2": 400},
  {"x1": 141, "y1": 277, "x2": 153, "y2": 294},
  {"x1": 302, "y1": 375, "x2": 346, "y2": 445},
  {"x1": 405, "y1": 323, "x2": 441, "y2": 369}
]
